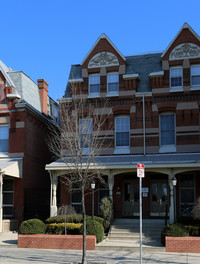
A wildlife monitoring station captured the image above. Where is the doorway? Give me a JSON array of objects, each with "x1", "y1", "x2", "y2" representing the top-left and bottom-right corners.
[
  {"x1": 122, "y1": 178, "x2": 139, "y2": 217},
  {"x1": 150, "y1": 180, "x2": 168, "y2": 217}
]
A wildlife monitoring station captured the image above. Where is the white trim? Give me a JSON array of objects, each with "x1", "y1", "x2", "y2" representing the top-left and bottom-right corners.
[
  {"x1": 149, "y1": 71, "x2": 164, "y2": 77},
  {"x1": 161, "y1": 23, "x2": 200, "y2": 58},
  {"x1": 68, "y1": 78, "x2": 84, "y2": 83},
  {"x1": 81, "y1": 33, "x2": 126, "y2": 65},
  {"x1": 123, "y1": 74, "x2": 139, "y2": 79}
]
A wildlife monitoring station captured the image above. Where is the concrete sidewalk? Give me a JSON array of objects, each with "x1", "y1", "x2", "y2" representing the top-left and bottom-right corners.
[{"x1": 0, "y1": 232, "x2": 199, "y2": 263}]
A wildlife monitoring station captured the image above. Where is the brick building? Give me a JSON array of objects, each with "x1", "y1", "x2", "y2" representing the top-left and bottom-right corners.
[
  {"x1": 0, "y1": 61, "x2": 58, "y2": 231},
  {"x1": 46, "y1": 23, "x2": 200, "y2": 224}
]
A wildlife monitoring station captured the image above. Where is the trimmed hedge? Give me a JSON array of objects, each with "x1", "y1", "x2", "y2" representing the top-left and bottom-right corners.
[
  {"x1": 80, "y1": 220, "x2": 104, "y2": 243},
  {"x1": 46, "y1": 223, "x2": 82, "y2": 234},
  {"x1": 19, "y1": 219, "x2": 46, "y2": 235},
  {"x1": 161, "y1": 224, "x2": 189, "y2": 246},
  {"x1": 184, "y1": 225, "x2": 200, "y2": 236},
  {"x1": 45, "y1": 215, "x2": 104, "y2": 226}
]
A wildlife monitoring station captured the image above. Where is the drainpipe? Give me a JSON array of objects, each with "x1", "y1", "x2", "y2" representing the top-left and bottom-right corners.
[{"x1": 143, "y1": 94, "x2": 146, "y2": 156}]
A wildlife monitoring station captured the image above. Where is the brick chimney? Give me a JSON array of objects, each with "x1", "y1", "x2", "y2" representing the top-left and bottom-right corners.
[{"x1": 37, "y1": 79, "x2": 49, "y2": 115}]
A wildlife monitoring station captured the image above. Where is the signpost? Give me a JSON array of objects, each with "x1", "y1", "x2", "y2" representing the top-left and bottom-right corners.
[{"x1": 137, "y1": 163, "x2": 144, "y2": 264}]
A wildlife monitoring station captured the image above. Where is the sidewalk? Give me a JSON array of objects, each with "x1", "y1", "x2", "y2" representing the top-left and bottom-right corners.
[{"x1": 0, "y1": 231, "x2": 18, "y2": 247}]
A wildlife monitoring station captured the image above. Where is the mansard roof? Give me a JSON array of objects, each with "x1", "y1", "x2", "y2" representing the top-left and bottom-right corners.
[{"x1": 65, "y1": 52, "x2": 162, "y2": 96}]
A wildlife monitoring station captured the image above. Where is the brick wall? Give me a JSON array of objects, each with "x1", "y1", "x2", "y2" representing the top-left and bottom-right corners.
[
  {"x1": 166, "y1": 236, "x2": 200, "y2": 253},
  {"x1": 18, "y1": 234, "x2": 96, "y2": 250}
]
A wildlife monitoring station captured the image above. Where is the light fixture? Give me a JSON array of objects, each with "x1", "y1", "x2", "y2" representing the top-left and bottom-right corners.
[
  {"x1": 91, "y1": 181, "x2": 95, "y2": 190},
  {"x1": 172, "y1": 177, "x2": 177, "y2": 186}
]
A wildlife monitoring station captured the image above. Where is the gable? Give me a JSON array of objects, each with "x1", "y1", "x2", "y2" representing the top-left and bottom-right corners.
[
  {"x1": 162, "y1": 23, "x2": 200, "y2": 61},
  {"x1": 81, "y1": 34, "x2": 126, "y2": 68}
]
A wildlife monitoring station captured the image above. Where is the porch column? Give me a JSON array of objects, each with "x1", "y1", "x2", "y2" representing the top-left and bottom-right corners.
[
  {"x1": 49, "y1": 172, "x2": 58, "y2": 217},
  {"x1": 0, "y1": 174, "x2": 2, "y2": 232},
  {"x1": 108, "y1": 173, "x2": 114, "y2": 201},
  {"x1": 168, "y1": 170, "x2": 175, "y2": 224}
]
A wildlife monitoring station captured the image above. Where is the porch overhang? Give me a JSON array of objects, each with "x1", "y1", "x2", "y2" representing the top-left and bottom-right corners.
[
  {"x1": 46, "y1": 153, "x2": 200, "y2": 174},
  {"x1": 0, "y1": 158, "x2": 23, "y2": 178}
]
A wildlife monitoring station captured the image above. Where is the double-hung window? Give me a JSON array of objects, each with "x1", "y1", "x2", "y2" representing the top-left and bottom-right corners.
[
  {"x1": 191, "y1": 65, "x2": 200, "y2": 88},
  {"x1": 89, "y1": 74, "x2": 100, "y2": 96},
  {"x1": 115, "y1": 116, "x2": 130, "y2": 154},
  {"x1": 0, "y1": 125, "x2": 9, "y2": 153},
  {"x1": 79, "y1": 118, "x2": 93, "y2": 150},
  {"x1": 107, "y1": 73, "x2": 119, "y2": 95},
  {"x1": 160, "y1": 113, "x2": 176, "y2": 152},
  {"x1": 170, "y1": 67, "x2": 182, "y2": 90}
]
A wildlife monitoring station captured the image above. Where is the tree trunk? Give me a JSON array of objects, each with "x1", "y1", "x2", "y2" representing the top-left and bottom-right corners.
[{"x1": 81, "y1": 185, "x2": 87, "y2": 264}]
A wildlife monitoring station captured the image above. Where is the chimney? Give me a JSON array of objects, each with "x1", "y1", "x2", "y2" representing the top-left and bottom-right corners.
[{"x1": 37, "y1": 79, "x2": 49, "y2": 115}]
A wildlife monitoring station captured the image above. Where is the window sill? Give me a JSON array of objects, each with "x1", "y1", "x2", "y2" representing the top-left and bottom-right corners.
[
  {"x1": 106, "y1": 92, "x2": 119, "y2": 97},
  {"x1": 88, "y1": 94, "x2": 100, "y2": 98},
  {"x1": 114, "y1": 147, "x2": 130, "y2": 154},
  {"x1": 190, "y1": 86, "x2": 200, "y2": 91},
  {"x1": 0, "y1": 152, "x2": 9, "y2": 157},
  {"x1": 159, "y1": 145, "x2": 176, "y2": 153},
  {"x1": 170, "y1": 87, "x2": 183, "y2": 92}
]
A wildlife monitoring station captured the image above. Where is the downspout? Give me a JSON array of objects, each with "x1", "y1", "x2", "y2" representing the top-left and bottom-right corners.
[{"x1": 143, "y1": 94, "x2": 146, "y2": 156}]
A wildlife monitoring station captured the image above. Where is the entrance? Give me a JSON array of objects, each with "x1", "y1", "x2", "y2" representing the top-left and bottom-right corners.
[
  {"x1": 122, "y1": 178, "x2": 139, "y2": 217},
  {"x1": 150, "y1": 180, "x2": 168, "y2": 217}
]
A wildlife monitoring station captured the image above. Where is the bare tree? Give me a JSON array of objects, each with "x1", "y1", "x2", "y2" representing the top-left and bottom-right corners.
[{"x1": 48, "y1": 83, "x2": 110, "y2": 264}]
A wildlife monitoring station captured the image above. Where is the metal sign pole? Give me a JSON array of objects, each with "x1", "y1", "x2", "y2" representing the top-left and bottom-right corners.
[
  {"x1": 137, "y1": 163, "x2": 144, "y2": 264},
  {"x1": 139, "y1": 176, "x2": 142, "y2": 264}
]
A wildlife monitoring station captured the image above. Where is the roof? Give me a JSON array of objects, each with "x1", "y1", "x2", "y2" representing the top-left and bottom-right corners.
[
  {"x1": 46, "y1": 153, "x2": 200, "y2": 171},
  {"x1": 64, "y1": 52, "x2": 162, "y2": 96},
  {"x1": 0, "y1": 158, "x2": 23, "y2": 178}
]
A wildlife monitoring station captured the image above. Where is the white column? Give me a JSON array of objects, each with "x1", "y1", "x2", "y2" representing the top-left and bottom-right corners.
[
  {"x1": 49, "y1": 172, "x2": 58, "y2": 217},
  {"x1": 108, "y1": 173, "x2": 114, "y2": 201},
  {"x1": 0, "y1": 174, "x2": 2, "y2": 232},
  {"x1": 168, "y1": 170, "x2": 174, "y2": 224}
]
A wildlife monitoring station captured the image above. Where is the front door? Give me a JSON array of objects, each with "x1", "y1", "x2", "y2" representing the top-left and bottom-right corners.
[
  {"x1": 150, "y1": 180, "x2": 168, "y2": 217},
  {"x1": 122, "y1": 180, "x2": 139, "y2": 217}
]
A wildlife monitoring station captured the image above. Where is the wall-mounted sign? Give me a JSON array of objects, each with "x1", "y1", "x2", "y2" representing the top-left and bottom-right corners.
[
  {"x1": 143, "y1": 193, "x2": 148, "y2": 197},
  {"x1": 142, "y1": 188, "x2": 149, "y2": 193}
]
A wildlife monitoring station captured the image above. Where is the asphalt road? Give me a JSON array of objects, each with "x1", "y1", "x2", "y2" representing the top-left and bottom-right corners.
[{"x1": 0, "y1": 248, "x2": 200, "y2": 264}]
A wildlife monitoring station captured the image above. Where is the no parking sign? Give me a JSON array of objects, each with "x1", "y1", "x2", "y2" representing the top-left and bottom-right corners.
[{"x1": 137, "y1": 163, "x2": 144, "y2": 178}]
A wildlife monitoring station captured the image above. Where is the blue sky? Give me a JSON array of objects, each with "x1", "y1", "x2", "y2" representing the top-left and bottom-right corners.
[{"x1": 1, "y1": 0, "x2": 200, "y2": 101}]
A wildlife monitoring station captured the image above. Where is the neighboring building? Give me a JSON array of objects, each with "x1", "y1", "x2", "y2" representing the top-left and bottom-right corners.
[
  {"x1": 46, "y1": 23, "x2": 200, "y2": 224},
  {"x1": 0, "y1": 61, "x2": 58, "y2": 231}
]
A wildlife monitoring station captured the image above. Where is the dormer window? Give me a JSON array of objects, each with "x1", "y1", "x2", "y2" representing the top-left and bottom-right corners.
[
  {"x1": 191, "y1": 65, "x2": 200, "y2": 87},
  {"x1": 107, "y1": 73, "x2": 119, "y2": 95},
  {"x1": 170, "y1": 67, "x2": 182, "y2": 90},
  {"x1": 89, "y1": 74, "x2": 100, "y2": 97}
]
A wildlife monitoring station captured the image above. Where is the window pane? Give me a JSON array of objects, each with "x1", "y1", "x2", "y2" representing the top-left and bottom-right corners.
[
  {"x1": 79, "y1": 119, "x2": 93, "y2": 149},
  {"x1": 152, "y1": 183, "x2": 157, "y2": 201},
  {"x1": 191, "y1": 65, "x2": 200, "y2": 86},
  {"x1": 3, "y1": 193, "x2": 13, "y2": 205},
  {"x1": 115, "y1": 117, "x2": 130, "y2": 147},
  {"x1": 3, "y1": 179, "x2": 14, "y2": 191},
  {"x1": 133, "y1": 184, "x2": 139, "y2": 202},
  {"x1": 160, "y1": 114, "x2": 175, "y2": 145},
  {"x1": 0, "y1": 126, "x2": 9, "y2": 152},
  {"x1": 3, "y1": 207, "x2": 13, "y2": 218},
  {"x1": 71, "y1": 191, "x2": 81, "y2": 203},
  {"x1": 124, "y1": 183, "x2": 130, "y2": 201},
  {"x1": 108, "y1": 73, "x2": 118, "y2": 93},
  {"x1": 170, "y1": 67, "x2": 182, "y2": 87},
  {"x1": 89, "y1": 75, "x2": 100, "y2": 94},
  {"x1": 181, "y1": 189, "x2": 194, "y2": 203},
  {"x1": 162, "y1": 183, "x2": 167, "y2": 202},
  {"x1": 181, "y1": 175, "x2": 194, "y2": 188}
]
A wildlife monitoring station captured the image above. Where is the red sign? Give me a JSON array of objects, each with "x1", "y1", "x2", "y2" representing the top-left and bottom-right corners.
[{"x1": 137, "y1": 163, "x2": 144, "y2": 178}]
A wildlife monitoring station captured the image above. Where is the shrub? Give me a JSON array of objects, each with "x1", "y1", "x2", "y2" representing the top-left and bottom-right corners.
[
  {"x1": 161, "y1": 224, "x2": 189, "y2": 246},
  {"x1": 19, "y1": 219, "x2": 46, "y2": 234},
  {"x1": 184, "y1": 225, "x2": 199, "y2": 236},
  {"x1": 100, "y1": 196, "x2": 113, "y2": 231},
  {"x1": 58, "y1": 205, "x2": 76, "y2": 216},
  {"x1": 46, "y1": 215, "x2": 82, "y2": 224},
  {"x1": 80, "y1": 220, "x2": 104, "y2": 243},
  {"x1": 46, "y1": 223, "x2": 82, "y2": 234}
]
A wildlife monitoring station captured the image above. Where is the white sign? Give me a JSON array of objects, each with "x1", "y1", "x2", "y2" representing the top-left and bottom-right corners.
[
  {"x1": 137, "y1": 163, "x2": 144, "y2": 178},
  {"x1": 142, "y1": 188, "x2": 148, "y2": 193},
  {"x1": 143, "y1": 193, "x2": 148, "y2": 197}
]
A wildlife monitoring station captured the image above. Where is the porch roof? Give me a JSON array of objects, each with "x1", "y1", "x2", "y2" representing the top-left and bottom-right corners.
[
  {"x1": 46, "y1": 153, "x2": 200, "y2": 171},
  {"x1": 0, "y1": 158, "x2": 23, "y2": 178}
]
